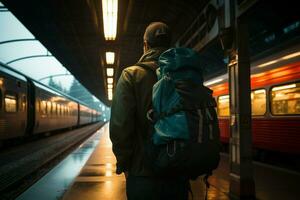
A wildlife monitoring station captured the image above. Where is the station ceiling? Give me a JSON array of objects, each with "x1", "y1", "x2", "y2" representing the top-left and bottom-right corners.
[{"x1": 2, "y1": 0, "x2": 208, "y2": 105}]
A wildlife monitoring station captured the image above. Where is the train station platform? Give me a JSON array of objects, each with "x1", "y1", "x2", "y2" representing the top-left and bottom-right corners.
[{"x1": 61, "y1": 123, "x2": 299, "y2": 200}]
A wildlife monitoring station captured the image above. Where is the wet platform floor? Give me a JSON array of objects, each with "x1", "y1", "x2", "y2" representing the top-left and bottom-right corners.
[{"x1": 62, "y1": 123, "x2": 299, "y2": 200}]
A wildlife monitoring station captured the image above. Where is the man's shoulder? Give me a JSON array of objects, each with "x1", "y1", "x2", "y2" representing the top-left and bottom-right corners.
[
  {"x1": 120, "y1": 63, "x2": 156, "y2": 84},
  {"x1": 121, "y1": 64, "x2": 150, "y2": 80},
  {"x1": 123, "y1": 61, "x2": 157, "y2": 74},
  {"x1": 122, "y1": 65, "x2": 147, "y2": 74}
]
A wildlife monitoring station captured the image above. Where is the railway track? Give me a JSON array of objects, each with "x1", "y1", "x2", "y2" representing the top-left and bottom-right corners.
[{"x1": 0, "y1": 122, "x2": 105, "y2": 199}]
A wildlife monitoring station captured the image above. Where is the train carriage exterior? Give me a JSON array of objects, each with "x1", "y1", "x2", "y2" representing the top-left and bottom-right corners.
[
  {"x1": 33, "y1": 81, "x2": 79, "y2": 134},
  {"x1": 0, "y1": 63, "x2": 102, "y2": 142},
  {"x1": 206, "y1": 51, "x2": 300, "y2": 155},
  {"x1": 0, "y1": 65, "x2": 28, "y2": 139},
  {"x1": 79, "y1": 104, "x2": 93, "y2": 125}
]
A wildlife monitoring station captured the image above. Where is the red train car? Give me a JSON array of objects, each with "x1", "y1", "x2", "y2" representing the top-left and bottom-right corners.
[{"x1": 205, "y1": 49, "x2": 300, "y2": 154}]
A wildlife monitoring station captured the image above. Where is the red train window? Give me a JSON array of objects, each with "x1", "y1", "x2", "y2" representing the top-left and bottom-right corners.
[
  {"x1": 271, "y1": 82, "x2": 300, "y2": 115},
  {"x1": 217, "y1": 95, "x2": 230, "y2": 117},
  {"x1": 251, "y1": 89, "x2": 266, "y2": 116}
]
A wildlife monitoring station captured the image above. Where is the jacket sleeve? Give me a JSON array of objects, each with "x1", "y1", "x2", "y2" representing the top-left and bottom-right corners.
[{"x1": 109, "y1": 69, "x2": 136, "y2": 174}]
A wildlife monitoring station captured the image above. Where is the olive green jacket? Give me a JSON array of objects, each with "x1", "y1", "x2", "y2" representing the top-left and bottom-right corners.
[{"x1": 110, "y1": 48, "x2": 167, "y2": 176}]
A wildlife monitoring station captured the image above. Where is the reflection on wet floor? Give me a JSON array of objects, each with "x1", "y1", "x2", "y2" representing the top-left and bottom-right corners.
[
  {"x1": 17, "y1": 127, "x2": 104, "y2": 200},
  {"x1": 16, "y1": 122, "x2": 300, "y2": 200},
  {"x1": 63, "y1": 123, "x2": 126, "y2": 200},
  {"x1": 62, "y1": 123, "x2": 230, "y2": 200}
]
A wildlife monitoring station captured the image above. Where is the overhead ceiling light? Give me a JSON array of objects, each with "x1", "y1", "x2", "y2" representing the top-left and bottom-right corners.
[
  {"x1": 108, "y1": 88, "x2": 113, "y2": 94},
  {"x1": 107, "y1": 77, "x2": 113, "y2": 84},
  {"x1": 102, "y1": 0, "x2": 118, "y2": 40},
  {"x1": 106, "y1": 68, "x2": 114, "y2": 76},
  {"x1": 108, "y1": 95, "x2": 113, "y2": 100},
  {"x1": 106, "y1": 52, "x2": 115, "y2": 65},
  {"x1": 108, "y1": 84, "x2": 113, "y2": 89}
]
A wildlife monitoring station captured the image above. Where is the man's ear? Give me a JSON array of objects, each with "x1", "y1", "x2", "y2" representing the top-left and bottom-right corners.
[{"x1": 143, "y1": 40, "x2": 149, "y2": 53}]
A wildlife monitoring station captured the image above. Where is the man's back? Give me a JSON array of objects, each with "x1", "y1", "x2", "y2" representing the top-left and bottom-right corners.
[
  {"x1": 110, "y1": 48, "x2": 164, "y2": 176},
  {"x1": 109, "y1": 22, "x2": 190, "y2": 200}
]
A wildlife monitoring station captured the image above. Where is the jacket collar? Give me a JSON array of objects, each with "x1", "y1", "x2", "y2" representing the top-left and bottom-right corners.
[{"x1": 138, "y1": 47, "x2": 168, "y2": 63}]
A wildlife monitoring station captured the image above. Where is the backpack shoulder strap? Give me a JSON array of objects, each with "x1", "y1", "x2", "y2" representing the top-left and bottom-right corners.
[{"x1": 135, "y1": 61, "x2": 158, "y2": 72}]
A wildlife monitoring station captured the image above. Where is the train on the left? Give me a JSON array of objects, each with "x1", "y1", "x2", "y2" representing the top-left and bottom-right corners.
[{"x1": 0, "y1": 62, "x2": 102, "y2": 142}]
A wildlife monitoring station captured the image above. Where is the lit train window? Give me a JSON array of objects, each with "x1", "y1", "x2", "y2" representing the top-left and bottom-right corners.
[
  {"x1": 217, "y1": 95, "x2": 230, "y2": 117},
  {"x1": 0, "y1": 89, "x2": 2, "y2": 110},
  {"x1": 57, "y1": 104, "x2": 61, "y2": 115},
  {"x1": 251, "y1": 89, "x2": 266, "y2": 115},
  {"x1": 47, "y1": 101, "x2": 52, "y2": 114},
  {"x1": 4, "y1": 94, "x2": 17, "y2": 112},
  {"x1": 271, "y1": 83, "x2": 300, "y2": 115},
  {"x1": 41, "y1": 100, "x2": 46, "y2": 114},
  {"x1": 21, "y1": 95, "x2": 26, "y2": 112},
  {"x1": 36, "y1": 100, "x2": 40, "y2": 112},
  {"x1": 52, "y1": 103, "x2": 57, "y2": 115},
  {"x1": 61, "y1": 105, "x2": 64, "y2": 116}
]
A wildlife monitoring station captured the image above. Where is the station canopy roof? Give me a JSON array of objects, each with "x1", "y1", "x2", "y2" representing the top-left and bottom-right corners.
[
  {"x1": 1, "y1": 0, "x2": 299, "y2": 105},
  {"x1": 0, "y1": 2, "x2": 109, "y2": 111}
]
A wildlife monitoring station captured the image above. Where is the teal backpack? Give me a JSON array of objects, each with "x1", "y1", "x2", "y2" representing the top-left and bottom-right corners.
[{"x1": 139, "y1": 48, "x2": 221, "y2": 180}]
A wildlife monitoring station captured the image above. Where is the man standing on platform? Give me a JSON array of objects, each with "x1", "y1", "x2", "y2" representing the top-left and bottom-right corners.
[{"x1": 110, "y1": 22, "x2": 190, "y2": 200}]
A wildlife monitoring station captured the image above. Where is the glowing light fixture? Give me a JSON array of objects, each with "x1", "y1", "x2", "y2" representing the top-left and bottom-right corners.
[
  {"x1": 108, "y1": 88, "x2": 113, "y2": 94},
  {"x1": 282, "y1": 51, "x2": 300, "y2": 60},
  {"x1": 108, "y1": 84, "x2": 113, "y2": 89},
  {"x1": 108, "y1": 91, "x2": 113, "y2": 100},
  {"x1": 204, "y1": 78, "x2": 223, "y2": 86},
  {"x1": 219, "y1": 95, "x2": 229, "y2": 100},
  {"x1": 257, "y1": 51, "x2": 300, "y2": 68},
  {"x1": 107, "y1": 77, "x2": 113, "y2": 84},
  {"x1": 272, "y1": 84, "x2": 296, "y2": 91},
  {"x1": 254, "y1": 89, "x2": 265, "y2": 94},
  {"x1": 106, "y1": 52, "x2": 115, "y2": 64},
  {"x1": 102, "y1": 0, "x2": 118, "y2": 40},
  {"x1": 257, "y1": 60, "x2": 278, "y2": 68},
  {"x1": 106, "y1": 68, "x2": 114, "y2": 76}
]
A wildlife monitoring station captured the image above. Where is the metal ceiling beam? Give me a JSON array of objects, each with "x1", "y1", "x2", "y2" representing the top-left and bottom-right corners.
[{"x1": 6, "y1": 54, "x2": 53, "y2": 65}]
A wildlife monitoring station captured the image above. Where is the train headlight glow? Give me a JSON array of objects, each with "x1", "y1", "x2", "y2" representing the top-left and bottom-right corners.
[{"x1": 102, "y1": 0, "x2": 118, "y2": 40}]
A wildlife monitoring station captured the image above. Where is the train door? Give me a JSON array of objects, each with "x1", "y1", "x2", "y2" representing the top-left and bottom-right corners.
[{"x1": 26, "y1": 79, "x2": 35, "y2": 135}]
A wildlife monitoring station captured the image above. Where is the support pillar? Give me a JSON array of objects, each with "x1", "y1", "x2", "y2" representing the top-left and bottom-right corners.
[{"x1": 227, "y1": 3, "x2": 256, "y2": 199}]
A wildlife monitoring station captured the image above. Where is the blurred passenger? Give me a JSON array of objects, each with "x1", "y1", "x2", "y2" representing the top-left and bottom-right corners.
[{"x1": 110, "y1": 22, "x2": 190, "y2": 200}]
